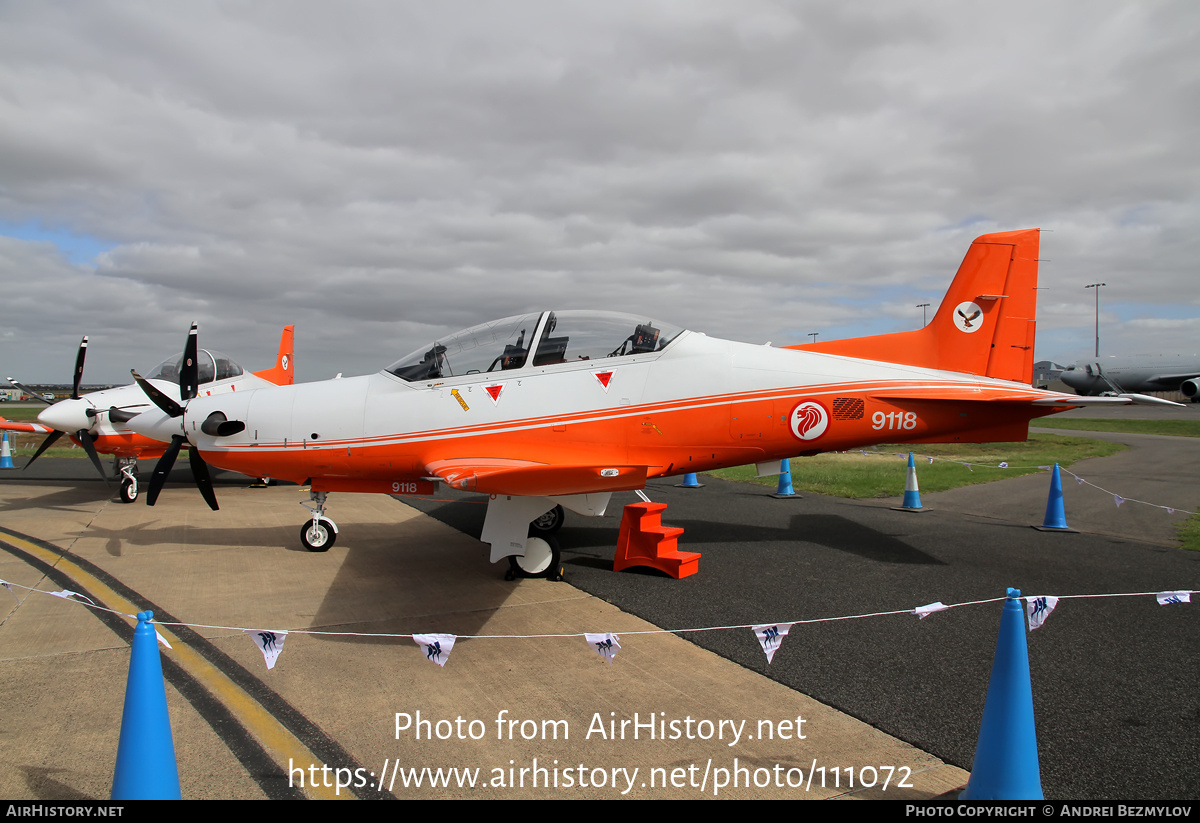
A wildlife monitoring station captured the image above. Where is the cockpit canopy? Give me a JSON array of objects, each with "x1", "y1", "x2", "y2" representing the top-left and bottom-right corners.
[
  {"x1": 146, "y1": 349, "x2": 245, "y2": 386},
  {"x1": 386, "y1": 311, "x2": 684, "y2": 382}
]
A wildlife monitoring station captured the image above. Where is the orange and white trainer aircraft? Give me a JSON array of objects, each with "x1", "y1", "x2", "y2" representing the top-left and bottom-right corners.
[
  {"x1": 126, "y1": 229, "x2": 1169, "y2": 575},
  {"x1": 4, "y1": 326, "x2": 294, "y2": 503}
]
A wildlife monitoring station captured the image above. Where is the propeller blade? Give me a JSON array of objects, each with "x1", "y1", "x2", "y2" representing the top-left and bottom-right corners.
[
  {"x1": 72, "y1": 336, "x2": 88, "y2": 400},
  {"x1": 181, "y1": 322, "x2": 199, "y2": 401},
  {"x1": 7, "y1": 379, "x2": 52, "y2": 405},
  {"x1": 131, "y1": 370, "x2": 185, "y2": 418},
  {"x1": 146, "y1": 435, "x2": 184, "y2": 506},
  {"x1": 75, "y1": 429, "x2": 108, "y2": 484},
  {"x1": 23, "y1": 430, "x2": 64, "y2": 469},
  {"x1": 188, "y1": 445, "x2": 219, "y2": 511}
]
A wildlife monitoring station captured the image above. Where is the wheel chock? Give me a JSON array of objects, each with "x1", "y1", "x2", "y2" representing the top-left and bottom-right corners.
[{"x1": 613, "y1": 502, "x2": 699, "y2": 578}]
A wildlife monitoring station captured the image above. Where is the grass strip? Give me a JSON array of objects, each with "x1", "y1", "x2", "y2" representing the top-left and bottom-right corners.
[{"x1": 704, "y1": 433, "x2": 1124, "y2": 498}]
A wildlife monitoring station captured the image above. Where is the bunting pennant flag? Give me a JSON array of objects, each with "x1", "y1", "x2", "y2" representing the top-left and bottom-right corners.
[
  {"x1": 752, "y1": 623, "x2": 794, "y2": 664},
  {"x1": 1024, "y1": 595, "x2": 1059, "y2": 630},
  {"x1": 1076, "y1": 476, "x2": 1084, "y2": 484},
  {"x1": 1167, "y1": 508, "x2": 1175, "y2": 515},
  {"x1": 1156, "y1": 591, "x2": 1191, "y2": 606},
  {"x1": 1114, "y1": 495, "x2": 1125, "y2": 507},
  {"x1": 50, "y1": 589, "x2": 95, "y2": 606},
  {"x1": 913, "y1": 601, "x2": 948, "y2": 620},
  {"x1": 155, "y1": 630, "x2": 174, "y2": 650},
  {"x1": 584, "y1": 632, "x2": 620, "y2": 664},
  {"x1": 998, "y1": 462, "x2": 1009, "y2": 468},
  {"x1": 246, "y1": 629, "x2": 288, "y2": 670},
  {"x1": 0, "y1": 580, "x2": 15, "y2": 600},
  {"x1": 413, "y1": 633, "x2": 456, "y2": 667}
]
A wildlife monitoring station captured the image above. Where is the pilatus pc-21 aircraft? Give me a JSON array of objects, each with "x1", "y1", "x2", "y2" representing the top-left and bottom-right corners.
[
  {"x1": 4, "y1": 326, "x2": 294, "y2": 502},
  {"x1": 127, "y1": 229, "x2": 1171, "y2": 576}
]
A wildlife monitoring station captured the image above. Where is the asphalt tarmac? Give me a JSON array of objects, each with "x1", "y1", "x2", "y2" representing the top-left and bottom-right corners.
[
  {"x1": 1, "y1": 420, "x2": 1196, "y2": 800},
  {"x1": 404, "y1": 426, "x2": 1200, "y2": 800}
]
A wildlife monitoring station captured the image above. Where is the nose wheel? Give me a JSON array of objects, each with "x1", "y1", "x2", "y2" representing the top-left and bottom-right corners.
[
  {"x1": 300, "y1": 518, "x2": 337, "y2": 552},
  {"x1": 299, "y1": 491, "x2": 338, "y2": 552},
  {"x1": 116, "y1": 459, "x2": 139, "y2": 504}
]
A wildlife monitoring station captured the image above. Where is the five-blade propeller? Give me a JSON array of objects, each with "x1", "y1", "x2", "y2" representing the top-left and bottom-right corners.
[
  {"x1": 9, "y1": 336, "x2": 107, "y2": 480},
  {"x1": 132, "y1": 323, "x2": 242, "y2": 511}
]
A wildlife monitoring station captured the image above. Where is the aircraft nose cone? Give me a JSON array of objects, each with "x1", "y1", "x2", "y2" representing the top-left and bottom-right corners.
[
  {"x1": 37, "y1": 399, "x2": 94, "y2": 433},
  {"x1": 126, "y1": 408, "x2": 185, "y2": 443}
]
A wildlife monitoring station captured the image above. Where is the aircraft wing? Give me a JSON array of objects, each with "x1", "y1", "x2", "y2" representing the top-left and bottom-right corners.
[
  {"x1": 425, "y1": 458, "x2": 648, "y2": 496},
  {"x1": 0, "y1": 416, "x2": 50, "y2": 433}
]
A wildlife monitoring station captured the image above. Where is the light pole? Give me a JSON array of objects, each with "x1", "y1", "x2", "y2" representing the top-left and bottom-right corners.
[
  {"x1": 916, "y1": 303, "x2": 930, "y2": 327},
  {"x1": 1085, "y1": 283, "x2": 1105, "y2": 358},
  {"x1": 808, "y1": 332, "x2": 819, "y2": 344}
]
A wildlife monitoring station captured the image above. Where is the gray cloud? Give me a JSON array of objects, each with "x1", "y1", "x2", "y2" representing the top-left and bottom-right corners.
[{"x1": 1, "y1": 0, "x2": 1196, "y2": 384}]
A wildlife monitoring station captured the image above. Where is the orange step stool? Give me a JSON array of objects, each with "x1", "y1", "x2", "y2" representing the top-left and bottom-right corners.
[{"x1": 613, "y1": 502, "x2": 700, "y2": 578}]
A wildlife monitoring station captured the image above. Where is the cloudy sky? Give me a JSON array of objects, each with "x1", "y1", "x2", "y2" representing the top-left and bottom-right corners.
[{"x1": 1, "y1": 1, "x2": 1196, "y2": 384}]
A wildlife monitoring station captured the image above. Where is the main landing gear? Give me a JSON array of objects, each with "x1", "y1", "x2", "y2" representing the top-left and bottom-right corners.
[
  {"x1": 116, "y1": 458, "x2": 139, "y2": 504},
  {"x1": 300, "y1": 490, "x2": 338, "y2": 552}
]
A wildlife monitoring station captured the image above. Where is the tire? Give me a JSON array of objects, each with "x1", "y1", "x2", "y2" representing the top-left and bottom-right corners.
[
  {"x1": 530, "y1": 504, "x2": 565, "y2": 536},
  {"x1": 119, "y1": 476, "x2": 138, "y2": 504},
  {"x1": 300, "y1": 518, "x2": 336, "y2": 552},
  {"x1": 508, "y1": 535, "x2": 561, "y2": 579}
]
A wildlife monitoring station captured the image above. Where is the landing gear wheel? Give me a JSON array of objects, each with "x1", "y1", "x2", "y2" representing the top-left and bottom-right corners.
[
  {"x1": 301, "y1": 518, "x2": 337, "y2": 552},
  {"x1": 530, "y1": 504, "x2": 565, "y2": 536},
  {"x1": 507, "y1": 535, "x2": 562, "y2": 580},
  {"x1": 119, "y1": 476, "x2": 138, "y2": 504}
]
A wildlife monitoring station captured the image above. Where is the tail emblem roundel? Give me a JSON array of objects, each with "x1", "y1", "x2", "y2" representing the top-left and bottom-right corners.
[
  {"x1": 954, "y1": 302, "x2": 984, "y2": 333},
  {"x1": 789, "y1": 400, "x2": 829, "y2": 441}
]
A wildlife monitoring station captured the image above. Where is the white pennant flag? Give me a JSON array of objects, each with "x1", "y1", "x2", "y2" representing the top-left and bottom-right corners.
[
  {"x1": 753, "y1": 623, "x2": 794, "y2": 664},
  {"x1": 584, "y1": 632, "x2": 621, "y2": 664},
  {"x1": 50, "y1": 589, "x2": 95, "y2": 606},
  {"x1": 1, "y1": 580, "x2": 15, "y2": 600},
  {"x1": 999, "y1": 462, "x2": 1008, "y2": 468},
  {"x1": 1114, "y1": 495, "x2": 1124, "y2": 507},
  {"x1": 155, "y1": 630, "x2": 173, "y2": 649},
  {"x1": 913, "y1": 601, "x2": 948, "y2": 620},
  {"x1": 413, "y1": 634, "x2": 456, "y2": 667},
  {"x1": 1156, "y1": 591, "x2": 1191, "y2": 606},
  {"x1": 246, "y1": 629, "x2": 288, "y2": 670},
  {"x1": 1024, "y1": 596, "x2": 1059, "y2": 630}
]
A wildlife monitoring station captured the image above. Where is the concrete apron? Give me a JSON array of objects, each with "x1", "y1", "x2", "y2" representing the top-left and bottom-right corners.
[{"x1": 0, "y1": 481, "x2": 966, "y2": 799}]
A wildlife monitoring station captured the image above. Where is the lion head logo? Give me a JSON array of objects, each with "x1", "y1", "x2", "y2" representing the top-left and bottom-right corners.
[{"x1": 789, "y1": 401, "x2": 829, "y2": 441}]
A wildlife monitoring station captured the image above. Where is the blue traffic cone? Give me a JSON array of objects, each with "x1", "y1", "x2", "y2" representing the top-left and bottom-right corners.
[
  {"x1": 111, "y1": 611, "x2": 181, "y2": 800},
  {"x1": 772, "y1": 458, "x2": 797, "y2": 498},
  {"x1": 676, "y1": 472, "x2": 704, "y2": 488},
  {"x1": 0, "y1": 433, "x2": 13, "y2": 469},
  {"x1": 893, "y1": 452, "x2": 925, "y2": 511},
  {"x1": 1033, "y1": 464, "x2": 1076, "y2": 532},
  {"x1": 960, "y1": 588, "x2": 1043, "y2": 800}
]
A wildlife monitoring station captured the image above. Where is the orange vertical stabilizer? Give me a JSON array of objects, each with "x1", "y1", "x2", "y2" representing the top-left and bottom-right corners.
[{"x1": 788, "y1": 229, "x2": 1040, "y2": 383}]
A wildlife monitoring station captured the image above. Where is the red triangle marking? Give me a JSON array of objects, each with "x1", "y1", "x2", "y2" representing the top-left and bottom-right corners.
[
  {"x1": 485, "y1": 384, "x2": 503, "y2": 402},
  {"x1": 595, "y1": 371, "x2": 613, "y2": 389}
]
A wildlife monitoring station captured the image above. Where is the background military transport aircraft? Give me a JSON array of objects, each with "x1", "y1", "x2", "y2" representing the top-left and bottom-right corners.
[
  {"x1": 4, "y1": 326, "x2": 294, "y2": 502},
  {"x1": 127, "y1": 229, "x2": 1168, "y2": 577},
  {"x1": 1059, "y1": 354, "x2": 1200, "y2": 401}
]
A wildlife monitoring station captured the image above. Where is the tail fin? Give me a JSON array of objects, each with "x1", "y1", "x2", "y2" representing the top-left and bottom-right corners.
[
  {"x1": 788, "y1": 229, "x2": 1040, "y2": 383},
  {"x1": 253, "y1": 325, "x2": 295, "y2": 386}
]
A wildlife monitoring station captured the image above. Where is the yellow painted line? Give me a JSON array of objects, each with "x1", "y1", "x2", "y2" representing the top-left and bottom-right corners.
[{"x1": 0, "y1": 529, "x2": 349, "y2": 800}]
